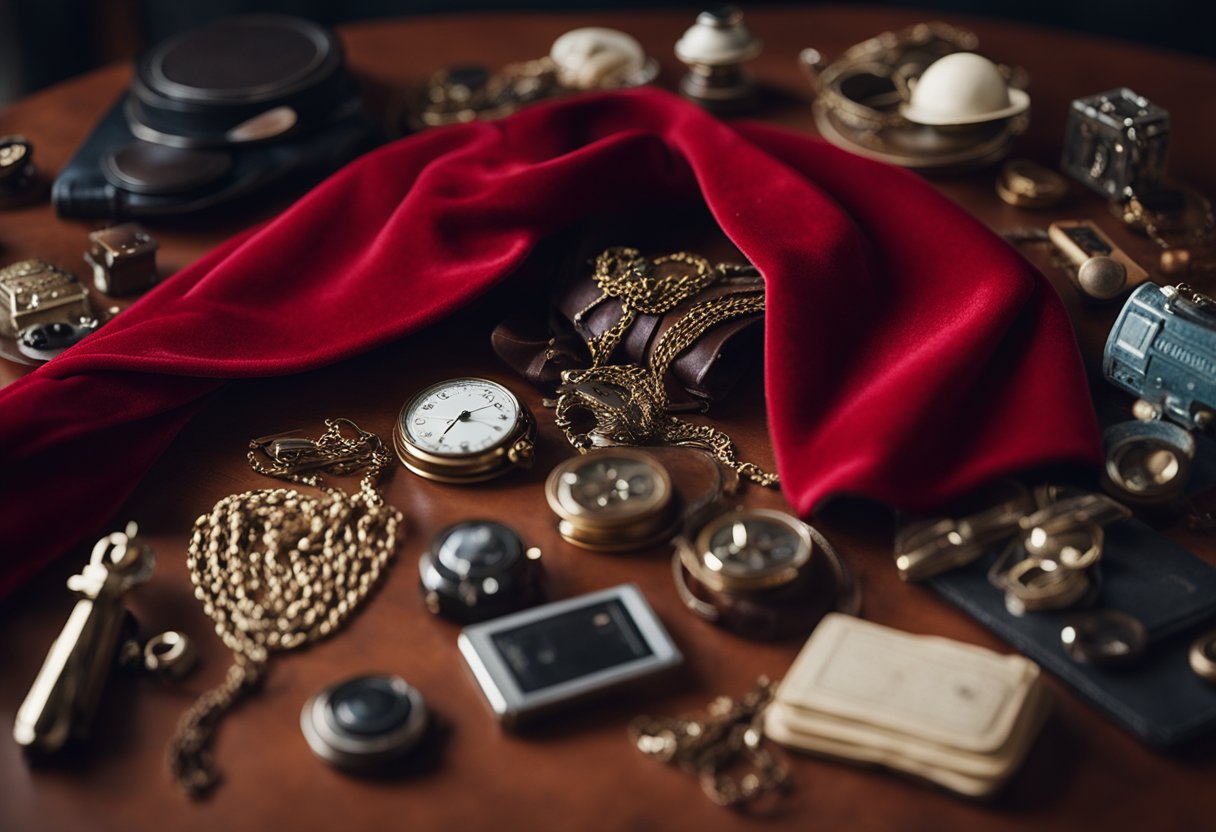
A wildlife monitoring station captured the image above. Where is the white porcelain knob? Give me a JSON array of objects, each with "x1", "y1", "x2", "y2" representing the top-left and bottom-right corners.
[
  {"x1": 900, "y1": 52, "x2": 1029, "y2": 126},
  {"x1": 674, "y1": 7, "x2": 761, "y2": 67}
]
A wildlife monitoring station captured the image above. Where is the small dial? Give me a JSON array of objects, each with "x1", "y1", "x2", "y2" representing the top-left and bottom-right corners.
[
  {"x1": 567, "y1": 457, "x2": 660, "y2": 516},
  {"x1": 704, "y1": 515, "x2": 807, "y2": 579},
  {"x1": 545, "y1": 449, "x2": 675, "y2": 551},
  {"x1": 687, "y1": 510, "x2": 815, "y2": 591},
  {"x1": 403, "y1": 378, "x2": 520, "y2": 456}
]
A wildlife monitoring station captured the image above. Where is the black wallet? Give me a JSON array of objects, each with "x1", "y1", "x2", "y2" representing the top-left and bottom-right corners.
[{"x1": 929, "y1": 519, "x2": 1216, "y2": 747}]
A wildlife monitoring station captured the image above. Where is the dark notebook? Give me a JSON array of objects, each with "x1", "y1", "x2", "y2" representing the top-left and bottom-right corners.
[{"x1": 929, "y1": 519, "x2": 1216, "y2": 747}]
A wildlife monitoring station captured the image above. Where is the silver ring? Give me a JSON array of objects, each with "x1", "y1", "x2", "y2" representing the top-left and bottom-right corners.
[{"x1": 144, "y1": 631, "x2": 198, "y2": 679}]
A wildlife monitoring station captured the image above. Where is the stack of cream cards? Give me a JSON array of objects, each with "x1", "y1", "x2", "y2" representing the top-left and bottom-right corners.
[{"x1": 764, "y1": 614, "x2": 1050, "y2": 798}]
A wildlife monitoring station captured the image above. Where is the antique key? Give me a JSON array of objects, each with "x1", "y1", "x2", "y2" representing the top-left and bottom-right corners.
[{"x1": 14, "y1": 523, "x2": 155, "y2": 755}]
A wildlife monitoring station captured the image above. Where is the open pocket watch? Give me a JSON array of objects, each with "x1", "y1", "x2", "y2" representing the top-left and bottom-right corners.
[
  {"x1": 674, "y1": 508, "x2": 858, "y2": 640},
  {"x1": 394, "y1": 377, "x2": 536, "y2": 483}
]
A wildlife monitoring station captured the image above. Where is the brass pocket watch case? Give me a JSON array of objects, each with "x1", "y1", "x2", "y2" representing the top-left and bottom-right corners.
[
  {"x1": 674, "y1": 508, "x2": 858, "y2": 640},
  {"x1": 394, "y1": 377, "x2": 536, "y2": 483},
  {"x1": 544, "y1": 448, "x2": 677, "y2": 551}
]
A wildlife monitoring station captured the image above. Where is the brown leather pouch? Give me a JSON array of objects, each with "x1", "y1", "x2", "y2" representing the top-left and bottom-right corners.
[{"x1": 491, "y1": 257, "x2": 764, "y2": 409}]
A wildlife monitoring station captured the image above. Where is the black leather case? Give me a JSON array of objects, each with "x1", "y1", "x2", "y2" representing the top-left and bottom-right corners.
[
  {"x1": 51, "y1": 15, "x2": 380, "y2": 220},
  {"x1": 52, "y1": 95, "x2": 377, "y2": 219},
  {"x1": 929, "y1": 519, "x2": 1216, "y2": 747}
]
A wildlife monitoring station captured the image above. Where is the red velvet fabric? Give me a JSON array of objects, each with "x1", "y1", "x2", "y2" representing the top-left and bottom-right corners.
[{"x1": 0, "y1": 89, "x2": 1100, "y2": 596}]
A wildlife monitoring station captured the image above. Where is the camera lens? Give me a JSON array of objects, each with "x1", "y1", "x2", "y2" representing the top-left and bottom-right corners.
[
  {"x1": 328, "y1": 676, "x2": 413, "y2": 737},
  {"x1": 301, "y1": 674, "x2": 427, "y2": 771}
]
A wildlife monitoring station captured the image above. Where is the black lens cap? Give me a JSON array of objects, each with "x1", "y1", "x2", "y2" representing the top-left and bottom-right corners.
[
  {"x1": 301, "y1": 674, "x2": 428, "y2": 771},
  {"x1": 328, "y1": 676, "x2": 413, "y2": 737},
  {"x1": 103, "y1": 141, "x2": 232, "y2": 195}
]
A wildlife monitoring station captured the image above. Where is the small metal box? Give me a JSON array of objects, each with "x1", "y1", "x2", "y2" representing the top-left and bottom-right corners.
[
  {"x1": 85, "y1": 223, "x2": 159, "y2": 296},
  {"x1": 0, "y1": 260, "x2": 91, "y2": 339},
  {"x1": 1062, "y1": 88, "x2": 1169, "y2": 200}
]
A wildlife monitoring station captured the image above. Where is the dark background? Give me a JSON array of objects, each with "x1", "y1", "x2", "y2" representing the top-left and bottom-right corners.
[{"x1": 1, "y1": 0, "x2": 1215, "y2": 107}]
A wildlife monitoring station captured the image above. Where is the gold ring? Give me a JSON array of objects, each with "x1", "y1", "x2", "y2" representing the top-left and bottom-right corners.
[{"x1": 1190, "y1": 630, "x2": 1216, "y2": 683}]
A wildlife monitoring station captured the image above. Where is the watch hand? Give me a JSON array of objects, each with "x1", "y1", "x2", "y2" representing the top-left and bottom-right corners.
[
  {"x1": 464, "y1": 404, "x2": 498, "y2": 415},
  {"x1": 441, "y1": 411, "x2": 469, "y2": 438},
  {"x1": 731, "y1": 521, "x2": 749, "y2": 552}
]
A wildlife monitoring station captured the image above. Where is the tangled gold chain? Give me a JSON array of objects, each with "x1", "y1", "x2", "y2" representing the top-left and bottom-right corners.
[
  {"x1": 168, "y1": 419, "x2": 402, "y2": 799},
  {"x1": 630, "y1": 677, "x2": 789, "y2": 807},
  {"x1": 555, "y1": 248, "x2": 778, "y2": 488},
  {"x1": 575, "y1": 247, "x2": 723, "y2": 366}
]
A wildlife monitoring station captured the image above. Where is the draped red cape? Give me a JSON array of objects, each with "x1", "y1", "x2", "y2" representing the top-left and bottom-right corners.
[{"x1": 0, "y1": 89, "x2": 1100, "y2": 596}]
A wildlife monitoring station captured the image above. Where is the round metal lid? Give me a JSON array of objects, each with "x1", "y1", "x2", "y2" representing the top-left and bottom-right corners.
[
  {"x1": 138, "y1": 15, "x2": 340, "y2": 106},
  {"x1": 102, "y1": 141, "x2": 232, "y2": 195}
]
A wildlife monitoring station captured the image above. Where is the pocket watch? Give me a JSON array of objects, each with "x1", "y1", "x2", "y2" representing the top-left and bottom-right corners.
[
  {"x1": 682, "y1": 508, "x2": 813, "y2": 593},
  {"x1": 394, "y1": 377, "x2": 536, "y2": 483},
  {"x1": 419, "y1": 520, "x2": 544, "y2": 622},
  {"x1": 544, "y1": 448, "x2": 677, "y2": 551},
  {"x1": 673, "y1": 508, "x2": 858, "y2": 640}
]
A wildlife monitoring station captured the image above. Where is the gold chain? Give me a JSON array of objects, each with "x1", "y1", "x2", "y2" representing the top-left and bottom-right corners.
[
  {"x1": 1119, "y1": 188, "x2": 1216, "y2": 275},
  {"x1": 630, "y1": 677, "x2": 790, "y2": 808},
  {"x1": 555, "y1": 249, "x2": 777, "y2": 487},
  {"x1": 168, "y1": 419, "x2": 402, "y2": 799},
  {"x1": 575, "y1": 248, "x2": 723, "y2": 365}
]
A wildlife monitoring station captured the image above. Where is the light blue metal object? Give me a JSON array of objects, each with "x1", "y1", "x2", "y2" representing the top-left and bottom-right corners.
[{"x1": 1104, "y1": 283, "x2": 1216, "y2": 430}]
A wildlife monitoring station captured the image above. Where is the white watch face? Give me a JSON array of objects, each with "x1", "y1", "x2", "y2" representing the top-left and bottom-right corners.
[{"x1": 402, "y1": 378, "x2": 520, "y2": 457}]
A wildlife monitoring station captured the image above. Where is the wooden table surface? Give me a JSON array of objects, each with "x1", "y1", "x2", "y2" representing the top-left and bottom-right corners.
[{"x1": 2, "y1": 7, "x2": 1214, "y2": 832}]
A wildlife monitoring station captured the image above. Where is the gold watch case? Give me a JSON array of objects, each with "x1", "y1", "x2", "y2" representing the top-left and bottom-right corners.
[
  {"x1": 545, "y1": 448, "x2": 676, "y2": 551},
  {"x1": 394, "y1": 377, "x2": 536, "y2": 483},
  {"x1": 682, "y1": 508, "x2": 814, "y2": 593}
]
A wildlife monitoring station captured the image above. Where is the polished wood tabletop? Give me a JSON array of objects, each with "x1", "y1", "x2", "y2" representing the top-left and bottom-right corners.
[{"x1": 2, "y1": 7, "x2": 1214, "y2": 832}]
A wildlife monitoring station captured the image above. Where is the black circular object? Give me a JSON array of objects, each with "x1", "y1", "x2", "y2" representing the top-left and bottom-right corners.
[
  {"x1": 102, "y1": 141, "x2": 232, "y2": 195},
  {"x1": 1060, "y1": 610, "x2": 1148, "y2": 669},
  {"x1": 419, "y1": 520, "x2": 543, "y2": 623},
  {"x1": 125, "y1": 15, "x2": 352, "y2": 148},
  {"x1": 435, "y1": 520, "x2": 523, "y2": 579},
  {"x1": 147, "y1": 17, "x2": 335, "y2": 104},
  {"x1": 301, "y1": 674, "x2": 427, "y2": 771},
  {"x1": 1101, "y1": 420, "x2": 1195, "y2": 505},
  {"x1": 327, "y1": 677, "x2": 413, "y2": 738}
]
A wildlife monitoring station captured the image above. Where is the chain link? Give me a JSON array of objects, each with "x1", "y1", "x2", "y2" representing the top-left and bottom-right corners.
[
  {"x1": 555, "y1": 249, "x2": 778, "y2": 488},
  {"x1": 168, "y1": 419, "x2": 401, "y2": 799},
  {"x1": 630, "y1": 677, "x2": 789, "y2": 808},
  {"x1": 575, "y1": 248, "x2": 722, "y2": 365}
]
